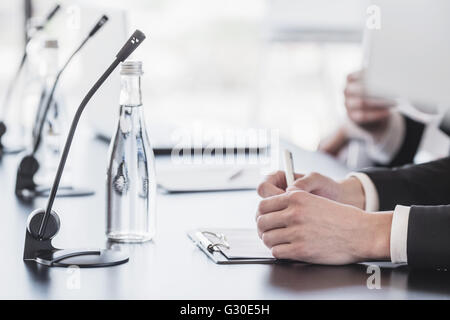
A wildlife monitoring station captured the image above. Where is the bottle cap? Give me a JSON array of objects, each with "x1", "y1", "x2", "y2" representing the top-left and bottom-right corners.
[
  {"x1": 120, "y1": 60, "x2": 143, "y2": 76},
  {"x1": 44, "y1": 39, "x2": 59, "y2": 49}
]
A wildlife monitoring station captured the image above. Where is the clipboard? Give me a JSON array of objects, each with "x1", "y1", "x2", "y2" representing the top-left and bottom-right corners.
[{"x1": 187, "y1": 228, "x2": 278, "y2": 264}]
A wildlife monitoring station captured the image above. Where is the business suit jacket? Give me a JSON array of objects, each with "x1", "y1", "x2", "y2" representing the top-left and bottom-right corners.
[
  {"x1": 362, "y1": 157, "x2": 450, "y2": 269},
  {"x1": 377, "y1": 116, "x2": 425, "y2": 168}
]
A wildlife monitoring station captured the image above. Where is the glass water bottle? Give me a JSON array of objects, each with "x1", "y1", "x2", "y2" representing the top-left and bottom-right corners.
[
  {"x1": 34, "y1": 39, "x2": 69, "y2": 187},
  {"x1": 1, "y1": 18, "x2": 47, "y2": 151},
  {"x1": 106, "y1": 61, "x2": 156, "y2": 242}
]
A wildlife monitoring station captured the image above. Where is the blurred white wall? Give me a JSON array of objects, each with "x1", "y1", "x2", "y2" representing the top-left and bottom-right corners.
[
  {"x1": 1, "y1": 0, "x2": 367, "y2": 151},
  {"x1": 0, "y1": 1, "x2": 24, "y2": 91}
]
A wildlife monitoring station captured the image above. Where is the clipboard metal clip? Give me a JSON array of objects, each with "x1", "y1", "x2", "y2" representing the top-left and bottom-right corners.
[{"x1": 196, "y1": 231, "x2": 230, "y2": 253}]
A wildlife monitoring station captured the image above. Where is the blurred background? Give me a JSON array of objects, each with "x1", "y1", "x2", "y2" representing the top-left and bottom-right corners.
[{"x1": 0, "y1": 0, "x2": 367, "y2": 153}]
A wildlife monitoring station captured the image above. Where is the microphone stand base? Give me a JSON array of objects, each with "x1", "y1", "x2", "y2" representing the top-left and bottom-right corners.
[
  {"x1": 23, "y1": 223, "x2": 129, "y2": 268},
  {"x1": 35, "y1": 186, "x2": 95, "y2": 198},
  {"x1": 32, "y1": 248, "x2": 129, "y2": 268},
  {"x1": 17, "y1": 186, "x2": 96, "y2": 201},
  {"x1": 1, "y1": 146, "x2": 25, "y2": 155}
]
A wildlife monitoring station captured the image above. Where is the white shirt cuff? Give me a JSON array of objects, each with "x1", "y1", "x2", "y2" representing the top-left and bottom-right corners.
[
  {"x1": 347, "y1": 172, "x2": 379, "y2": 212},
  {"x1": 345, "y1": 111, "x2": 406, "y2": 164},
  {"x1": 390, "y1": 205, "x2": 410, "y2": 264},
  {"x1": 365, "y1": 111, "x2": 406, "y2": 164}
]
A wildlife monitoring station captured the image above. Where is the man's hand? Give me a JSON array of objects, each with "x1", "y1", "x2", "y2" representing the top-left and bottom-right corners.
[
  {"x1": 258, "y1": 171, "x2": 366, "y2": 209},
  {"x1": 319, "y1": 70, "x2": 396, "y2": 156},
  {"x1": 344, "y1": 71, "x2": 394, "y2": 131},
  {"x1": 256, "y1": 190, "x2": 392, "y2": 264}
]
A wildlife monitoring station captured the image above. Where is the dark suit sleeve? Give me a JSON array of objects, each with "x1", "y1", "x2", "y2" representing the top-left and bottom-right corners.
[
  {"x1": 408, "y1": 205, "x2": 450, "y2": 269},
  {"x1": 361, "y1": 157, "x2": 450, "y2": 211},
  {"x1": 375, "y1": 116, "x2": 425, "y2": 168},
  {"x1": 361, "y1": 158, "x2": 450, "y2": 269}
]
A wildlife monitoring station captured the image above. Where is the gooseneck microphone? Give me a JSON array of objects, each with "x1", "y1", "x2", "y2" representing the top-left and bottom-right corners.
[
  {"x1": 15, "y1": 15, "x2": 109, "y2": 199},
  {"x1": 0, "y1": 4, "x2": 61, "y2": 157},
  {"x1": 23, "y1": 29, "x2": 146, "y2": 268},
  {"x1": 36, "y1": 4, "x2": 62, "y2": 31},
  {"x1": 34, "y1": 15, "x2": 109, "y2": 154}
]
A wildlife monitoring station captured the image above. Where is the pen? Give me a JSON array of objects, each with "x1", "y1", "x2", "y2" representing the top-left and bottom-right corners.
[
  {"x1": 284, "y1": 149, "x2": 295, "y2": 187},
  {"x1": 228, "y1": 168, "x2": 243, "y2": 181}
]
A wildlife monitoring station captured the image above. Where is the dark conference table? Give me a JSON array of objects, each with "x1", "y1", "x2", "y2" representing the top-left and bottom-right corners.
[{"x1": 1, "y1": 138, "x2": 450, "y2": 299}]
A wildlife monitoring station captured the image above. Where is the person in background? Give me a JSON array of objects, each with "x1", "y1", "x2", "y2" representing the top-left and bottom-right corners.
[
  {"x1": 319, "y1": 71, "x2": 427, "y2": 168},
  {"x1": 255, "y1": 70, "x2": 450, "y2": 270}
]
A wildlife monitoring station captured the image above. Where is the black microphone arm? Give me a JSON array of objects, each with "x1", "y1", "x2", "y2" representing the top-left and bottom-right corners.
[
  {"x1": 0, "y1": 4, "x2": 61, "y2": 155},
  {"x1": 15, "y1": 15, "x2": 109, "y2": 199},
  {"x1": 40, "y1": 4, "x2": 61, "y2": 30},
  {"x1": 23, "y1": 30, "x2": 146, "y2": 268}
]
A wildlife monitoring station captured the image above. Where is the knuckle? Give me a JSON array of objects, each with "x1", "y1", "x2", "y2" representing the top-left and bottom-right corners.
[
  {"x1": 359, "y1": 112, "x2": 368, "y2": 122},
  {"x1": 275, "y1": 170, "x2": 284, "y2": 177},
  {"x1": 268, "y1": 170, "x2": 284, "y2": 182},
  {"x1": 285, "y1": 209, "x2": 298, "y2": 224},
  {"x1": 312, "y1": 171, "x2": 322, "y2": 177},
  {"x1": 288, "y1": 190, "x2": 298, "y2": 200},
  {"x1": 343, "y1": 86, "x2": 349, "y2": 96},
  {"x1": 296, "y1": 244, "x2": 311, "y2": 260},
  {"x1": 271, "y1": 247, "x2": 282, "y2": 259},
  {"x1": 290, "y1": 210, "x2": 303, "y2": 224},
  {"x1": 256, "y1": 216, "x2": 265, "y2": 231},
  {"x1": 257, "y1": 182, "x2": 268, "y2": 196},
  {"x1": 350, "y1": 97, "x2": 363, "y2": 109},
  {"x1": 288, "y1": 227, "x2": 299, "y2": 240},
  {"x1": 293, "y1": 243, "x2": 305, "y2": 257},
  {"x1": 289, "y1": 190, "x2": 306, "y2": 203},
  {"x1": 309, "y1": 171, "x2": 321, "y2": 179},
  {"x1": 352, "y1": 111, "x2": 364, "y2": 123},
  {"x1": 293, "y1": 180, "x2": 305, "y2": 189},
  {"x1": 347, "y1": 71, "x2": 359, "y2": 82},
  {"x1": 287, "y1": 192, "x2": 296, "y2": 204},
  {"x1": 262, "y1": 232, "x2": 271, "y2": 247},
  {"x1": 257, "y1": 199, "x2": 267, "y2": 213}
]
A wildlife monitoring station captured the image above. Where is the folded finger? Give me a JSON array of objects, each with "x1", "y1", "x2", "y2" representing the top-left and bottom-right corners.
[
  {"x1": 344, "y1": 81, "x2": 364, "y2": 97},
  {"x1": 256, "y1": 210, "x2": 288, "y2": 236},
  {"x1": 292, "y1": 173, "x2": 324, "y2": 192},
  {"x1": 346, "y1": 70, "x2": 363, "y2": 82},
  {"x1": 257, "y1": 193, "x2": 289, "y2": 216},
  {"x1": 257, "y1": 181, "x2": 284, "y2": 198},
  {"x1": 263, "y1": 170, "x2": 287, "y2": 189},
  {"x1": 362, "y1": 97, "x2": 395, "y2": 109},
  {"x1": 261, "y1": 227, "x2": 292, "y2": 248},
  {"x1": 350, "y1": 109, "x2": 390, "y2": 123},
  {"x1": 271, "y1": 243, "x2": 296, "y2": 260}
]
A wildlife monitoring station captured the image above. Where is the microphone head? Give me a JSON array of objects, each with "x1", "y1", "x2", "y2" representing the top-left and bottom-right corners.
[
  {"x1": 15, "y1": 155, "x2": 39, "y2": 199},
  {"x1": 88, "y1": 14, "x2": 109, "y2": 37},
  {"x1": 0, "y1": 121, "x2": 6, "y2": 138},
  {"x1": 115, "y1": 29, "x2": 146, "y2": 62},
  {"x1": 45, "y1": 4, "x2": 61, "y2": 23},
  {"x1": 0, "y1": 121, "x2": 6, "y2": 151}
]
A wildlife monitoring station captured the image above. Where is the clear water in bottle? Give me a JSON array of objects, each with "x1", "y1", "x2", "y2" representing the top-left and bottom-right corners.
[{"x1": 106, "y1": 61, "x2": 156, "y2": 242}]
